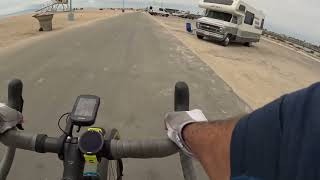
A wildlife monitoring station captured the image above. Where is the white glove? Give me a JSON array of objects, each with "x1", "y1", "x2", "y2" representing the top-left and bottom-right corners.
[
  {"x1": 0, "y1": 103, "x2": 23, "y2": 134},
  {"x1": 165, "y1": 109, "x2": 208, "y2": 157}
]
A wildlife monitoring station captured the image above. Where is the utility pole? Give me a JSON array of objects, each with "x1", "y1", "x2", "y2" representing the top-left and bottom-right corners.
[
  {"x1": 68, "y1": 0, "x2": 74, "y2": 21},
  {"x1": 122, "y1": 0, "x2": 125, "y2": 12}
]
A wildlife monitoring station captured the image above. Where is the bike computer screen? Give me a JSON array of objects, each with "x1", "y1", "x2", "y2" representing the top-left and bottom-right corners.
[{"x1": 70, "y1": 95, "x2": 100, "y2": 126}]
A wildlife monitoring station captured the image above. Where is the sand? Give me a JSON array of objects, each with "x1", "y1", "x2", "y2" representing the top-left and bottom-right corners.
[
  {"x1": 152, "y1": 15, "x2": 320, "y2": 109},
  {"x1": 0, "y1": 9, "x2": 127, "y2": 49}
]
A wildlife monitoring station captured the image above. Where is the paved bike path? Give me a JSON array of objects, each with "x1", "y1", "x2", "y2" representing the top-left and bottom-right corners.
[{"x1": 0, "y1": 12, "x2": 249, "y2": 179}]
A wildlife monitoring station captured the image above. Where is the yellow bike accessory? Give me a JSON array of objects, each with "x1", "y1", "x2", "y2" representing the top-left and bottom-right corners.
[
  {"x1": 88, "y1": 127, "x2": 104, "y2": 134},
  {"x1": 84, "y1": 154, "x2": 98, "y2": 163},
  {"x1": 83, "y1": 154, "x2": 99, "y2": 176}
]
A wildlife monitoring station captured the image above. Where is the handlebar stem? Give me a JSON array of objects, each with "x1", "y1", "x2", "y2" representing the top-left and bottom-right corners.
[{"x1": 62, "y1": 139, "x2": 84, "y2": 180}]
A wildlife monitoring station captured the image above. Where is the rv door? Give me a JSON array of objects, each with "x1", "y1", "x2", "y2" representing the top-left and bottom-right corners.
[{"x1": 231, "y1": 15, "x2": 238, "y2": 24}]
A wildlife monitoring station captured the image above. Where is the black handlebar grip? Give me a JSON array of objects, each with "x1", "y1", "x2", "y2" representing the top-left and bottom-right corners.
[
  {"x1": 8, "y1": 79, "x2": 24, "y2": 113},
  {"x1": 8, "y1": 79, "x2": 24, "y2": 130},
  {"x1": 174, "y1": 82, "x2": 197, "y2": 180},
  {"x1": 174, "y1": 82, "x2": 189, "y2": 111},
  {"x1": 8, "y1": 79, "x2": 24, "y2": 112}
]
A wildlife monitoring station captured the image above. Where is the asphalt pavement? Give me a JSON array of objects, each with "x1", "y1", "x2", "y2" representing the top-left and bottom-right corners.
[{"x1": 0, "y1": 12, "x2": 248, "y2": 180}]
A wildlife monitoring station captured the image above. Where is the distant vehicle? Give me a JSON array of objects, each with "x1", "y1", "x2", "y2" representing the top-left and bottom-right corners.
[
  {"x1": 184, "y1": 13, "x2": 202, "y2": 20},
  {"x1": 172, "y1": 12, "x2": 181, "y2": 16},
  {"x1": 147, "y1": 6, "x2": 169, "y2": 17},
  {"x1": 175, "y1": 11, "x2": 201, "y2": 20},
  {"x1": 164, "y1": 8, "x2": 180, "y2": 14},
  {"x1": 196, "y1": 0, "x2": 265, "y2": 46},
  {"x1": 177, "y1": 11, "x2": 190, "y2": 18}
]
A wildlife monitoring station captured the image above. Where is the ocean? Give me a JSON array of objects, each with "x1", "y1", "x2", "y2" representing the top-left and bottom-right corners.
[{"x1": 0, "y1": 9, "x2": 37, "y2": 19}]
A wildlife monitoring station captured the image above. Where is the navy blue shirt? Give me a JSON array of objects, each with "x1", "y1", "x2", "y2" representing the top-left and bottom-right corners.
[{"x1": 231, "y1": 83, "x2": 320, "y2": 180}]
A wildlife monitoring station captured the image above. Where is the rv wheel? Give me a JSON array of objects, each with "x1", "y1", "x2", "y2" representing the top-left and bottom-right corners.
[
  {"x1": 244, "y1": 42, "x2": 252, "y2": 47},
  {"x1": 197, "y1": 34, "x2": 204, "y2": 39},
  {"x1": 222, "y1": 36, "x2": 230, "y2": 46}
]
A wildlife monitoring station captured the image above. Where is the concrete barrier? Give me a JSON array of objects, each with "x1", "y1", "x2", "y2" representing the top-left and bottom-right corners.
[{"x1": 32, "y1": 14, "x2": 54, "y2": 31}]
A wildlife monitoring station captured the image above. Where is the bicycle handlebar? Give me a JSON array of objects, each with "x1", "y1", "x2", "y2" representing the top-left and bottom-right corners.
[
  {"x1": 109, "y1": 139, "x2": 179, "y2": 159},
  {"x1": 0, "y1": 80, "x2": 197, "y2": 180},
  {"x1": 0, "y1": 130, "x2": 37, "y2": 152},
  {"x1": 0, "y1": 130, "x2": 179, "y2": 159},
  {"x1": 0, "y1": 79, "x2": 24, "y2": 179},
  {"x1": 0, "y1": 130, "x2": 197, "y2": 180}
]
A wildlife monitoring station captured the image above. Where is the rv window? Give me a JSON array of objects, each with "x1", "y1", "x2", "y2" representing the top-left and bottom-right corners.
[
  {"x1": 205, "y1": 10, "x2": 232, "y2": 22},
  {"x1": 260, "y1": 19, "x2": 265, "y2": 29},
  {"x1": 239, "y1": 5, "x2": 246, "y2": 12},
  {"x1": 244, "y1": 11, "x2": 255, "y2": 25},
  {"x1": 204, "y1": 0, "x2": 233, "y2": 5},
  {"x1": 159, "y1": 8, "x2": 163, "y2": 11},
  {"x1": 231, "y1": 16, "x2": 238, "y2": 24}
]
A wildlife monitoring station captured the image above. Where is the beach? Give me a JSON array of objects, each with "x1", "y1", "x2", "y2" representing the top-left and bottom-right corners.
[{"x1": 0, "y1": 9, "x2": 128, "y2": 49}]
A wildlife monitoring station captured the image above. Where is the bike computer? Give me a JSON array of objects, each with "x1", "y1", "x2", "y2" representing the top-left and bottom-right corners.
[{"x1": 70, "y1": 95, "x2": 100, "y2": 126}]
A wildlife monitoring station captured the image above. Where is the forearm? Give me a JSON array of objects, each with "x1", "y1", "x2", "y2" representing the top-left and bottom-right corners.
[{"x1": 182, "y1": 115, "x2": 244, "y2": 180}]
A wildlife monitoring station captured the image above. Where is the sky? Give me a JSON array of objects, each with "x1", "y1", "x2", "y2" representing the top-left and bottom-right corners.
[{"x1": 0, "y1": 0, "x2": 319, "y2": 45}]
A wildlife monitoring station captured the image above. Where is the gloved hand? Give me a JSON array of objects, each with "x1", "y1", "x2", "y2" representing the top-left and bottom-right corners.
[
  {"x1": 164, "y1": 109, "x2": 208, "y2": 157},
  {"x1": 0, "y1": 103, "x2": 23, "y2": 134}
]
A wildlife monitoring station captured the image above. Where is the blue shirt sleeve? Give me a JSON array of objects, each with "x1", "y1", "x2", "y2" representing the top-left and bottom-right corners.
[{"x1": 230, "y1": 82, "x2": 320, "y2": 180}]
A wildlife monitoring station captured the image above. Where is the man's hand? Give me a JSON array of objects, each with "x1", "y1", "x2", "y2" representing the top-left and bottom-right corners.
[{"x1": 164, "y1": 109, "x2": 208, "y2": 156}]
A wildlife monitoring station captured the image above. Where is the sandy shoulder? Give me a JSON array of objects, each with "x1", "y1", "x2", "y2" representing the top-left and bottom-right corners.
[
  {"x1": 0, "y1": 9, "x2": 127, "y2": 49},
  {"x1": 151, "y1": 15, "x2": 320, "y2": 109}
]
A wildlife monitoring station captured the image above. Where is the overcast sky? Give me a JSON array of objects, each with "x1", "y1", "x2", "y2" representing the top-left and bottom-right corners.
[
  {"x1": 243, "y1": 0, "x2": 319, "y2": 45},
  {"x1": 0, "y1": 0, "x2": 319, "y2": 45}
]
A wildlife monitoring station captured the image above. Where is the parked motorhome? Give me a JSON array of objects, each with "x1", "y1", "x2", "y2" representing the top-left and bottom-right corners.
[
  {"x1": 196, "y1": 0, "x2": 265, "y2": 46},
  {"x1": 164, "y1": 8, "x2": 180, "y2": 14},
  {"x1": 147, "y1": 6, "x2": 169, "y2": 17}
]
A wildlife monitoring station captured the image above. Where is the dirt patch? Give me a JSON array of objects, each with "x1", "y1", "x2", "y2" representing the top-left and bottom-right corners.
[
  {"x1": 0, "y1": 9, "x2": 128, "y2": 49},
  {"x1": 152, "y1": 15, "x2": 320, "y2": 109}
]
